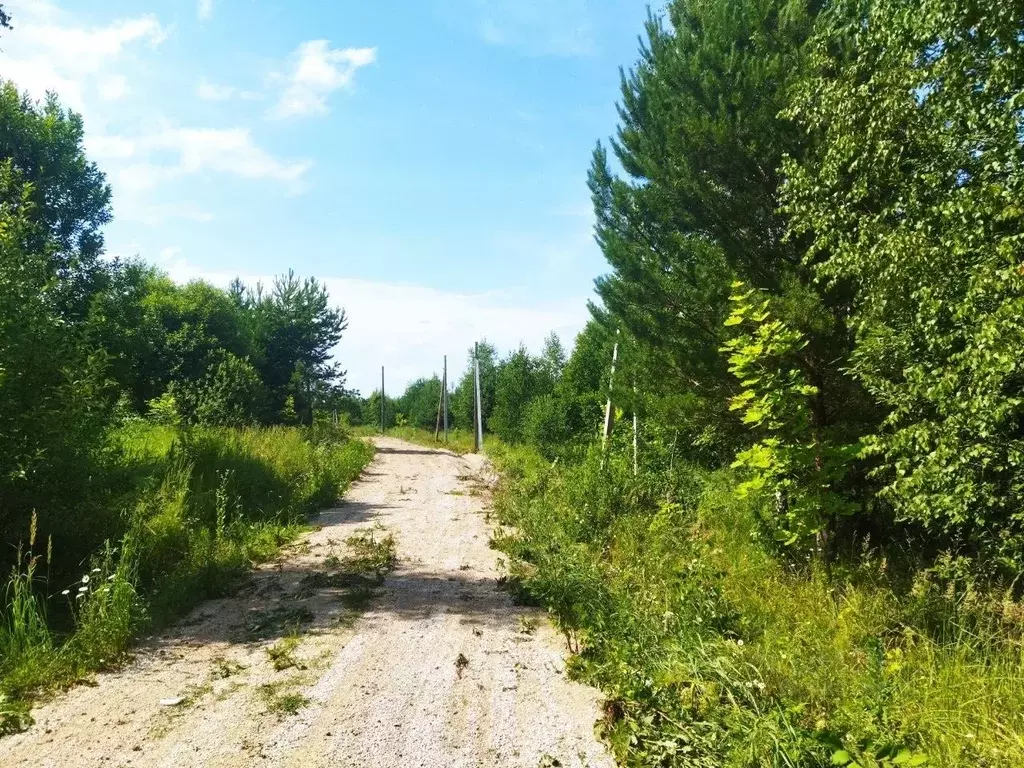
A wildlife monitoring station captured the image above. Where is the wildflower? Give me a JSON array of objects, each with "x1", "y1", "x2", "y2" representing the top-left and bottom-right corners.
[
  {"x1": 107, "y1": 574, "x2": 116, "y2": 581},
  {"x1": 81, "y1": 574, "x2": 90, "y2": 584},
  {"x1": 736, "y1": 639, "x2": 744, "y2": 647},
  {"x1": 61, "y1": 589, "x2": 70, "y2": 596},
  {"x1": 91, "y1": 568, "x2": 101, "y2": 574},
  {"x1": 78, "y1": 586, "x2": 88, "y2": 593}
]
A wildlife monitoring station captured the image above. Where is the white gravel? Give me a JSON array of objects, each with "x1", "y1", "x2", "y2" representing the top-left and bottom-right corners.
[{"x1": 0, "y1": 437, "x2": 613, "y2": 768}]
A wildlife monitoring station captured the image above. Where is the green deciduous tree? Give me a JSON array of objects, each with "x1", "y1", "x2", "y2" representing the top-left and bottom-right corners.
[
  {"x1": 0, "y1": 164, "x2": 110, "y2": 550},
  {"x1": 396, "y1": 376, "x2": 443, "y2": 430},
  {"x1": 490, "y1": 345, "x2": 552, "y2": 444},
  {"x1": 723, "y1": 283, "x2": 859, "y2": 551},
  {"x1": 784, "y1": 0, "x2": 1024, "y2": 569},
  {"x1": 451, "y1": 341, "x2": 498, "y2": 432},
  {"x1": 0, "y1": 83, "x2": 112, "y2": 320}
]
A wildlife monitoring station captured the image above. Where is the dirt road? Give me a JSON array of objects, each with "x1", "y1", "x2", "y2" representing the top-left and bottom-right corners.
[{"x1": 0, "y1": 437, "x2": 612, "y2": 768}]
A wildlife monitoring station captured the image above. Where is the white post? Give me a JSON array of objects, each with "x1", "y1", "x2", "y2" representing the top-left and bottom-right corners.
[
  {"x1": 601, "y1": 331, "x2": 620, "y2": 458},
  {"x1": 632, "y1": 381, "x2": 639, "y2": 477}
]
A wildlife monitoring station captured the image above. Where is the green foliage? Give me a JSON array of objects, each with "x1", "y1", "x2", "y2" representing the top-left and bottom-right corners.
[
  {"x1": 451, "y1": 340, "x2": 498, "y2": 431},
  {"x1": 588, "y1": 0, "x2": 821, "y2": 406},
  {"x1": 241, "y1": 271, "x2": 348, "y2": 425},
  {"x1": 783, "y1": 0, "x2": 1024, "y2": 570},
  {"x1": 0, "y1": 82, "x2": 112, "y2": 319},
  {"x1": 490, "y1": 345, "x2": 552, "y2": 444},
  {"x1": 190, "y1": 353, "x2": 267, "y2": 428},
  {"x1": 723, "y1": 283, "x2": 860, "y2": 549},
  {"x1": 0, "y1": 164, "x2": 112, "y2": 561},
  {"x1": 394, "y1": 376, "x2": 443, "y2": 430}
]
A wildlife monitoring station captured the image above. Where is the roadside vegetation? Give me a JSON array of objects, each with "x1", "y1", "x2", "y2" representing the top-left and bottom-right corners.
[
  {"x1": 389, "y1": 0, "x2": 1024, "y2": 765},
  {"x1": 0, "y1": 16, "x2": 371, "y2": 732}
]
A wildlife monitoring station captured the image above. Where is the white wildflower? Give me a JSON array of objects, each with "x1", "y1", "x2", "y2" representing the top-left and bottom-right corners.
[{"x1": 81, "y1": 574, "x2": 90, "y2": 584}]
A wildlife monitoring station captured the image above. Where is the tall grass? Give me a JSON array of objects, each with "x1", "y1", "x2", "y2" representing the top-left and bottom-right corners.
[
  {"x1": 0, "y1": 424, "x2": 374, "y2": 734},
  {"x1": 491, "y1": 442, "x2": 1024, "y2": 767}
]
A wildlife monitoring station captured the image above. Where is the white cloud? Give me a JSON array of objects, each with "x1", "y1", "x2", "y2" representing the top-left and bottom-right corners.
[
  {"x1": 109, "y1": 126, "x2": 311, "y2": 193},
  {"x1": 98, "y1": 74, "x2": 128, "y2": 101},
  {"x1": 0, "y1": 2, "x2": 167, "y2": 111},
  {"x1": 84, "y1": 133, "x2": 137, "y2": 160},
  {"x1": 197, "y1": 77, "x2": 263, "y2": 102},
  {"x1": 197, "y1": 78, "x2": 232, "y2": 101},
  {"x1": 116, "y1": 201, "x2": 215, "y2": 226},
  {"x1": 159, "y1": 258, "x2": 589, "y2": 396},
  {"x1": 269, "y1": 40, "x2": 376, "y2": 119},
  {"x1": 198, "y1": 0, "x2": 214, "y2": 22}
]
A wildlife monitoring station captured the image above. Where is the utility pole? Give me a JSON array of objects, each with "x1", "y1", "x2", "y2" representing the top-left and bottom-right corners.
[
  {"x1": 443, "y1": 355, "x2": 449, "y2": 444},
  {"x1": 434, "y1": 363, "x2": 444, "y2": 441},
  {"x1": 380, "y1": 366, "x2": 385, "y2": 434},
  {"x1": 473, "y1": 342, "x2": 484, "y2": 452}
]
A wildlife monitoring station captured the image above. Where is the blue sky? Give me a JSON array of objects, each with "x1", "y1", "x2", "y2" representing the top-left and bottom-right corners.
[{"x1": 0, "y1": 0, "x2": 652, "y2": 394}]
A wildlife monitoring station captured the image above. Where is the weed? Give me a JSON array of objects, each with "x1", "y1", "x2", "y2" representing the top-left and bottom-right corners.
[
  {"x1": 212, "y1": 657, "x2": 246, "y2": 679},
  {"x1": 266, "y1": 635, "x2": 305, "y2": 671},
  {"x1": 259, "y1": 680, "x2": 309, "y2": 716},
  {"x1": 343, "y1": 525, "x2": 397, "y2": 578},
  {"x1": 323, "y1": 554, "x2": 342, "y2": 569},
  {"x1": 455, "y1": 653, "x2": 469, "y2": 678},
  {"x1": 518, "y1": 616, "x2": 538, "y2": 635}
]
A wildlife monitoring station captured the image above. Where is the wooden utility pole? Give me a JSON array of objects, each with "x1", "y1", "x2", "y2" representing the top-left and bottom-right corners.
[
  {"x1": 380, "y1": 366, "x2": 385, "y2": 434},
  {"x1": 473, "y1": 342, "x2": 484, "y2": 452},
  {"x1": 434, "y1": 363, "x2": 444, "y2": 441},
  {"x1": 443, "y1": 355, "x2": 449, "y2": 444}
]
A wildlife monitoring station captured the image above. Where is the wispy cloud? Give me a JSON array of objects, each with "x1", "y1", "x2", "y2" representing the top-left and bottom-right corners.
[
  {"x1": 107, "y1": 126, "x2": 311, "y2": 194},
  {"x1": 446, "y1": 0, "x2": 595, "y2": 58},
  {"x1": 269, "y1": 40, "x2": 376, "y2": 119},
  {"x1": 197, "y1": 0, "x2": 213, "y2": 22},
  {"x1": 98, "y1": 74, "x2": 128, "y2": 101},
  {"x1": 196, "y1": 77, "x2": 263, "y2": 102}
]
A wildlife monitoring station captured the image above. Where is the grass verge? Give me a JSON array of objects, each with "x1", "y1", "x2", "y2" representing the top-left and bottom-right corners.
[
  {"x1": 0, "y1": 424, "x2": 374, "y2": 736},
  {"x1": 490, "y1": 442, "x2": 1024, "y2": 767}
]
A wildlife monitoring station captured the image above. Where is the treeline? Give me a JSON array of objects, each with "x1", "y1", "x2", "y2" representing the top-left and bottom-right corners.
[{"x1": 370, "y1": 333, "x2": 610, "y2": 449}]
